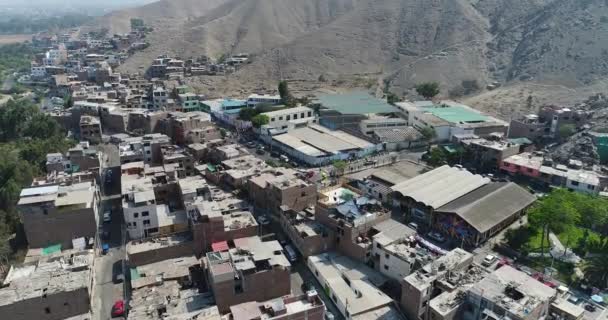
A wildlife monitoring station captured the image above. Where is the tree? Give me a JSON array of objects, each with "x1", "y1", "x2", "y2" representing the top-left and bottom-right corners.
[
  {"x1": 239, "y1": 107, "x2": 259, "y2": 121},
  {"x1": 582, "y1": 255, "x2": 608, "y2": 288},
  {"x1": 251, "y1": 114, "x2": 269, "y2": 128},
  {"x1": 278, "y1": 80, "x2": 290, "y2": 104},
  {"x1": 386, "y1": 92, "x2": 399, "y2": 105},
  {"x1": 415, "y1": 82, "x2": 440, "y2": 100},
  {"x1": 558, "y1": 124, "x2": 576, "y2": 140},
  {"x1": 419, "y1": 127, "x2": 436, "y2": 142},
  {"x1": 332, "y1": 160, "x2": 347, "y2": 176}
]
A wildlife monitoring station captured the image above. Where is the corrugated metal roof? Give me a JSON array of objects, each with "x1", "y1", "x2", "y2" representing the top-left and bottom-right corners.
[
  {"x1": 391, "y1": 165, "x2": 490, "y2": 209},
  {"x1": 436, "y1": 182, "x2": 536, "y2": 233},
  {"x1": 316, "y1": 91, "x2": 398, "y2": 115}
]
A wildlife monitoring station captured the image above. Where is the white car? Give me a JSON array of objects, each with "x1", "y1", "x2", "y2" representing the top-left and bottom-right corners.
[
  {"x1": 103, "y1": 211, "x2": 112, "y2": 223},
  {"x1": 482, "y1": 254, "x2": 497, "y2": 267}
]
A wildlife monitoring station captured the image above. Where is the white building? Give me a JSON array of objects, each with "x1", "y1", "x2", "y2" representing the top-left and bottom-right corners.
[
  {"x1": 30, "y1": 64, "x2": 47, "y2": 78},
  {"x1": 307, "y1": 253, "x2": 404, "y2": 320},
  {"x1": 246, "y1": 94, "x2": 282, "y2": 107},
  {"x1": 359, "y1": 117, "x2": 409, "y2": 136},
  {"x1": 566, "y1": 170, "x2": 601, "y2": 194},
  {"x1": 42, "y1": 47, "x2": 67, "y2": 66}
]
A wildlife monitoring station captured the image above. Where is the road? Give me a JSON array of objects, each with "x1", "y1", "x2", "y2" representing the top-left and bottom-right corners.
[{"x1": 91, "y1": 146, "x2": 126, "y2": 320}]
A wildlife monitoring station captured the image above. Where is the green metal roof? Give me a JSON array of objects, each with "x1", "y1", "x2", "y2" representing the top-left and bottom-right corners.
[
  {"x1": 130, "y1": 268, "x2": 141, "y2": 280},
  {"x1": 42, "y1": 244, "x2": 62, "y2": 255},
  {"x1": 316, "y1": 91, "x2": 398, "y2": 115},
  {"x1": 207, "y1": 164, "x2": 217, "y2": 172},
  {"x1": 424, "y1": 105, "x2": 488, "y2": 123}
]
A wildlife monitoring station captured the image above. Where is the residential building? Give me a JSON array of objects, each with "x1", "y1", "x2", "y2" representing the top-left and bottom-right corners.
[
  {"x1": 369, "y1": 219, "x2": 422, "y2": 280},
  {"x1": 121, "y1": 163, "x2": 186, "y2": 239},
  {"x1": 79, "y1": 115, "x2": 102, "y2": 143},
  {"x1": 118, "y1": 133, "x2": 171, "y2": 165},
  {"x1": 207, "y1": 143, "x2": 243, "y2": 163},
  {"x1": 315, "y1": 185, "x2": 391, "y2": 262},
  {"x1": 220, "y1": 155, "x2": 269, "y2": 188},
  {"x1": 400, "y1": 248, "x2": 483, "y2": 320},
  {"x1": 128, "y1": 255, "x2": 221, "y2": 320},
  {"x1": 177, "y1": 92, "x2": 201, "y2": 112},
  {"x1": 205, "y1": 236, "x2": 291, "y2": 312},
  {"x1": 248, "y1": 168, "x2": 317, "y2": 215},
  {"x1": 247, "y1": 94, "x2": 282, "y2": 107},
  {"x1": 307, "y1": 253, "x2": 404, "y2": 320},
  {"x1": 461, "y1": 135, "x2": 521, "y2": 172},
  {"x1": 464, "y1": 266, "x2": 557, "y2": 320},
  {"x1": 17, "y1": 182, "x2": 98, "y2": 249},
  {"x1": 0, "y1": 250, "x2": 94, "y2": 320},
  {"x1": 228, "y1": 293, "x2": 325, "y2": 320},
  {"x1": 279, "y1": 207, "x2": 334, "y2": 258},
  {"x1": 161, "y1": 145, "x2": 196, "y2": 178},
  {"x1": 391, "y1": 165, "x2": 490, "y2": 227},
  {"x1": 188, "y1": 197, "x2": 258, "y2": 256}
]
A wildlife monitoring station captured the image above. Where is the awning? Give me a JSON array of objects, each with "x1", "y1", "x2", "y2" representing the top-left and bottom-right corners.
[{"x1": 212, "y1": 241, "x2": 229, "y2": 252}]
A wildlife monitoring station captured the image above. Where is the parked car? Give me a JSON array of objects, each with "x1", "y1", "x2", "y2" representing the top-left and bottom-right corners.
[
  {"x1": 495, "y1": 258, "x2": 511, "y2": 270},
  {"x1": 246, "y1": 141, "x2": 257, "y2": 148},
  {"x1": 407, "y1": 222, "x2": 419, "y2": 231},
  {"x1": 324, "y1": 311, "x2": 335, "y2": 320},
  {"x1": 482, "y1": 254, "x2": 497, "y2": 267},
  {"x1": 585, "y1": 304, "x2": 597, "y2": 312},
  {"x1": 111, "y1": 300, "x2": 125, "y2": 318},
  {"x1": 284, "y1": 244, "x2": 298, "y2": 262},
  {"x1": 256, "y1": 148, "x2": 265, "y2": 155},
  {"x1": 426, "y1": 232, "x2": 445, "y2": 243},
  {"x1": 270, "y1": 151, "x2": 280, "y2": 158},
  {"x1": 567, "y1": 296, "x2": 582, "y2": 305},
  {"x1": 103, "y1": 210, "x2": 112, "y2": 223}
]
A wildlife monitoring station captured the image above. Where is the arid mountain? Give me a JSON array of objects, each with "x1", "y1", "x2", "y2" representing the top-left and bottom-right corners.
[{"x1": 99, "y1": 0, "x2": 608, "y2": 113}]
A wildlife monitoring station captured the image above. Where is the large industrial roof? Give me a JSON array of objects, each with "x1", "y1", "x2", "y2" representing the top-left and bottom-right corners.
[
  {"x1": 423, "y1": 105, "x2": 488, "y2": 123},
  {"x1": 391, "y1": 165, "x2": 490, "y2": 209},
  {"x1": 436, "y1": 182, "x2": 536, "y2": 233},
  {"x1": 316, "y1": 91, "x2": 399, "y2": 115},
  {"x1": 273, "y1": 124, "x2": 374, "y2": 156}
]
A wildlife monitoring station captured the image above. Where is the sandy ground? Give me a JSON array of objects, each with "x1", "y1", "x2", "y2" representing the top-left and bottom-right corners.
[{"x1": 0, "y1": 34, "x2": 32, "y2": 45}]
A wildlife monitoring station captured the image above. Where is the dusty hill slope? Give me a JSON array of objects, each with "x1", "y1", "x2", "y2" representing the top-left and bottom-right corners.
[{"x1": 100, "y1": 0, "x2": 608, "y2": 112}]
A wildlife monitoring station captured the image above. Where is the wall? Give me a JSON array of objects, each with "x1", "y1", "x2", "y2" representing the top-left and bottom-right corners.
[
  {"x1": 124, "y1": 203, "x2": 157, "y2": 239},
  {"x1": 211, "y1": 266, "x2": 290, "y2": 313},
  {"x1": 19, "y1": 204, "x2": 97, "y2": 249},
  {"x1": 0, "y1": 287, "x2": 90, "y2": 320},
  {"x1": 378, "y1": 248, "x2": 413, "y2": 281},
  {"x1": 127, "y1": 240, "x2": 194, "y2": 267}
]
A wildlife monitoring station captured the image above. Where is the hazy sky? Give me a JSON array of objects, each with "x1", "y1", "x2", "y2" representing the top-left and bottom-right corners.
[{"x1": 0, "y1": 0, "x2": 158, "y2": 15}]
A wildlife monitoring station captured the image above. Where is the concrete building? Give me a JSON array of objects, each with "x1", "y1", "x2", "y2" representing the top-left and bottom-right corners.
[
  {"x1": 121, "y1": 163, "x2": 186, "y2": 239},
  {"x1": 315, "y1": 91, "x2": 400, "y2": 131},
  {"x1": 0, "y1": 250, "x2": 94, "y2": 320},
  {"x1": 461, "y1": 135, "x2": 521, "y2": 172},
  {"x1": 261, "y1": 106, "x2": 316, "y2": 132},
  {"x1": 464, "y1": 266, "x2": 557, "y2": 320},
  {"x1": 128, "y1": 255, "x2": 221, "y2": 320},
  {"x1": 118, "y1": 133, "x2": 171, "y2": 165},
  {"x1": 315, "y1": 185, "x2": 391, "y2": 262},
  {"x1": 271, "y1": 124, "x2": 381, "y2": 166},
  {"x1": 400, "y1": 248, "x2": 483, "y2": 320},
  {"x1": 307, "y1": 253, "x2": 404, "y2": 320},
  {"x1": 18, "y1": 182, "x2": 98, "y2": 249},
  {"x1": 220, "y1": 155, "x2": 269, "y2": 188},
  {"x1": 434, "y1": 182, "x2": 536, "y2": 247},
  {"x1": 279, "y1": 207, "x2": 334, "y2": 258},
  {"x1": 188, "y1": 197, "x2": 258, "y2": 256},
  {"x1": 126, "y1": 233, "x2": 194, "y2": 267},
  {"x1": 368, "y1": 219, "x2": 422, "y2": 281},
  {"x1": 391, "y1": 165, "x2": 490, "y2": 227},
  {"x1": 248, "y1": 168, "x2": 317, "y2": 215},
  {"x1": 228, "y1": 293, "x2": 325, "y2": 320},
  {"x1": 161, "y1": 145, "x2": 196, "y2": 178},
  {"x1": 373, "y1": 127, "x2": 425, "y2": 151},
  {"x1": 247, "y1": 94, "x2": 282, "y2": 107},
  {"x1": 205, "y1": 236, "x2": 291, "y2": 313},
  {"x1": 78, "y1": 115, "x2": 102, "y2": 143},
  {"x1": 359, "y1": 116, "x2": 409, "y2": 136},
  {"x1": 396, "y1": 101, "x2": 508, "y2": 142}
]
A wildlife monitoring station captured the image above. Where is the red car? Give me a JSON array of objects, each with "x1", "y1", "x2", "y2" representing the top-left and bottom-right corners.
[{"x1": 111, "y1": 300, "x2": 125, "y2": 318}]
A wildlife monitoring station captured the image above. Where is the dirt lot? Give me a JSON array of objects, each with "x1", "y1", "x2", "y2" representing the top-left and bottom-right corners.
[{"x1": 0, "y1": 34, "x2": 32, "y2": 45}]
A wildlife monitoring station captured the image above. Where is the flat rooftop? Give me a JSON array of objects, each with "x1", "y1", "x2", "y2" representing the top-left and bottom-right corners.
[
  {"x1": 230, "y1": 294, "x2": 324, "y2": 320},
  {"x1": 0, "y1": 250, "x2": 93, "y2": 306},
  {"x1": 127, "y1": 233, "x2": 192, "y2": 255},
  {"x1": 308, "y1": 253, "x2": 401, "y2": 318},
  {"x1": 316, "y1": 91, "x2": 398, "y2": 115},
  {"x1": 223, "y1": 211, "x2": 257, "y2": 231},
  {"x1": 130, "y1": 255, "x2": 199, "y2": 289},
  {"x1": 468, "y1": 266, "x2": 556, "y2": 319},
  {"x1": 502, "y1": 152, "x2": 544, "y2": 170},
  {"x1": 422, "y1": 104, "x2": 488, "y2": 124},
  {"x1": 18, "y1": 181, "x2": 95, "y2": 207}
]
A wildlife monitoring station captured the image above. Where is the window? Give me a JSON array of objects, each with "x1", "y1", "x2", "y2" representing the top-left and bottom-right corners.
[
  {"x1": 146, "y1": 150, "x2": 151, "y2": 154},
  {"x1": 45, "y1": 307, "x2": 51, "y2": 314},
  {"x1": 279, "y1": 116, "x2": 283, "y2": 120},
  {"x1": 385, "y1": 253, "x2": 390, "y2": 259},
  {"x1": 588, "y1": 184, "x2": 595, "y2": 190},
  {"x1": 43, "y1": 208, "x2": 48, "y2": 215},
  {"x1": 271, "y1": 118, "x2": 276, "y2": 122},
  {"x1": 301, "y1": 191, "x2": 307, "y2": 197},
  {"x1": 307, "y1": 112, "x2": 312, "y2": 117},
  {"x1": 132, "y1": 221, "x2": 137, "y2": 226},
  {"x1": 376, "y1": 243, "x2": 382, "y2": 249},
  {"x1": 133, "y1": 212, "x2": 139, "y2": 218},
  {"x1": 286, "y1": 115, "x2": 291, "y2": 120},
  {"x1": 293, "y1": 114, "x2": 298, "y2": 119},
  {"x1": 571, "y1": 181, "x2": 579, "y2": 186},
  {"x1": 143, "y1": 219, "x2": 151, "y2": 226},
  {"x1": 384, "y1": 265, "x2": 389, "y2": 270}
]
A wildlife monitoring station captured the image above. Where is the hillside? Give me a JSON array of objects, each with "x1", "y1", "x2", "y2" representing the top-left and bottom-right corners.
[{"x1": 98, "y1": 0, "x2": 608, "y2": 115}]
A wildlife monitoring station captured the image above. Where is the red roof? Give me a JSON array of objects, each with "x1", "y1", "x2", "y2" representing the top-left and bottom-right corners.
[{"x1": 212, "y1": 241, "x2": 229, "y2": 252}]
